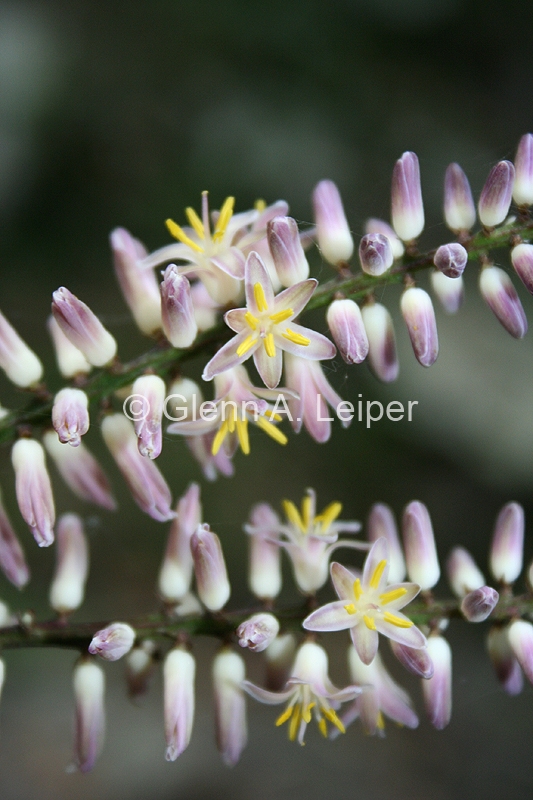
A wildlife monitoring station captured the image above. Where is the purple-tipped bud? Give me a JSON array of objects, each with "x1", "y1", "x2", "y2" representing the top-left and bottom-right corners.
[
  {"x1": 191, "y1": 524, "x2": 230, "y2": 611},
  {"x1": 125, "y1": 640, "x2": 156, "y2": 698},
  {"x1": 400, "y1": 287, "x2": 439, "y2": 367},
  {"x1": 478, "y1": 160, "x2": 515, "y2": 228},
  {"x1": 446, "y1": 546, "x2": 485, "y2": 598},
  {"x1": 358, "y1": 233, "x2": 393, "y2": 277},
  {"x1": 487, "y1": 625, "x2": 523, "y2": 695},
  {"x1": 160, "y1": 266, "x2": 198, "y2": 348},
  {"x1": 0, "y1": 309, "x2": 43, "y2": 388},
  {"x1": 52, "y1": 388, "x2": 89, "y2": 447},
  {"x1": 73, "y1": 658, "x2": 105, "y2": 773},
  {"x1": 361, "y1": 302, "x2": 399, "y2": 382},
  {"x1": 433, "y1": 243, "x2": 468, "y2": 279},
  {"x1": 47, "y1": 315, "x2": 91, "y2": 378},
  {"x1": 508, "y1": 620, "x2": 533, "y2": 685},
  {"x1": 52, "y1": 287, "x2": 117, "y2": 367},
  {"x1": 444, "y1": 163, "x2": 476, "y2": 233},
  {"x1": 245, "y1": 503, "x2": 282, "y2": 601},
  {"x1": 326, "y1": 299, "x2": 369, "y2": 365},
  {"x1": 267, "y1": 216, "x2": 310, "y2": 287},
  {"x1": 367, "y1": 503, "x2": 405, "y2": 583},
  {"x1": 163, "y1": 647, "x2": 195, "y2": 761},
  {"x1": 479, "y1": 266, "x2": 527, "y2": 339},
  {"x1": 213, "y1": 649, "x2": 247, "y2": 766},
  {"x1": 312, "y1": 180, "x2": 354, "y2": 265},
  {"x1": 422, "y1": 636, "x2": 452, "y2": 730},
  {"x1": 511, "y1": 243, "x2": 533, "y2": 295},
  {"x1": 158, "y1": 483, "x2": 202, "y2": 602},
  {"x1": 461, "y1": 586, "x2": 499, "y2": 623},
  {"x1": 430, "y1": 271, "x2": 464, "y2": 314},
  {"x1": 0, "y1": 486, "x2": 29, "y2": 588},
  {"x1": 49, "y1": 513, "x2": 88, "y2": 614},
  {"x1": 12, "y1": 438, "x2": 55, "y2": 547},
  {"x1": 402, "y1": 501, "x2": 440, "y2": 590},
  {"x1": 110, "y1": 227, "x2": 162, "y2": 335},
  {"x1": 513, "y1": 134, "x2": 533, "y2": 206},
  {"x1": 130, "y1": 374, "x2": 166, "y2": 459},
  {"x1": 489, "y1": 502, "x2": 524, "y2": 584},
  {"x1": 89, "y1": 622, "x2": 136, "y2": 661},
  {"x1": 390, "y1": 640, "x2": 434, "y2": 679},
  {"x1": 237, "y1": 613, "x2": 280, "y2": 653},
  {"x1": 365, "y1": 218, "x2": 404, "y2": 259},
  {"x1": 391, "y1": 151, "x2": 424, "y2": 242}
]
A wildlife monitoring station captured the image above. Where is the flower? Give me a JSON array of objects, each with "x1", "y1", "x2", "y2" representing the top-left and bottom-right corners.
[{"x1": 303, "y1": 537, "x2": 426, "y2": 664}]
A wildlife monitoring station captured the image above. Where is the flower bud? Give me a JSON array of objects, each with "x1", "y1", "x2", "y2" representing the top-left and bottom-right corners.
[
  {"x1": 443, "y1": 162, "x2": 476, "y2": 233},
  {"x1": 422, "y1": 636, "x2": 452, "y2": 730},
  {"x1": 400, "y1": 287, "x2": 439, "y2": 368},
  {"x1": 0, "y1": 485, "x2": 29, "y2": 588},
  {"x1": 508, "y1": 619, "x2": 533, "y2": 685},
  {"x1": 390, "y1": 640, "x2": 434, "y2": 679},
  {"x1": 267, "y1": 216, "x2": 310, "y2": 286},
  {"x1": 190, "y1": 524, "x2": 230, "y2": 611},
  {"x1": 446, "y1": 546, "x2": 485, "y2": 597},
  {"x1": 160, "y1": 267, "x2": 198, "y2": 348},
  {"x1": 110, "y1": 227, "x2": 162, "y2": 335},
  {"x1": 213, "y1": 648, "x2": 247, "y2": 766},
  {"x1": 312, "y1": 180, "x2": 354, "y2": 264},
  {"x1": 511, "y1": 243, "x2": 533, "y2": 295},
  {"x1": 367, "y1": 503, "x2": 405, "y2": 583},
  {"x1": 461, "y1": 586, "x2": 499, "y2": 623},
  {"x1": 489, "y1": 502, "x2": 524, "y2": 584},
  {"x1": 131, "y1": 374, "x2": 166, "y2": 459},
  {"x1": 433, "y1": 243, "x2": 468, "y2": 279},
  {"x1": 47, "y1": 315, "x2": 91, "y2": 378},
  {"x1": 326, "y1": 299, "x2": 369, "y2": 365},
  {"x1": 163, "y1": 647, "x2": 195, "y2": 761},
  {"x1": 264, "y1": 633, "x2": 297, "y2": 691},
  {"x1": 365, "y1": 218, "x2": 404, "y2": 259},
  {"x1": 0, "y1": 309, "x2": 43, "y2": 387},
  {"x1": 89, "y1": 622, "x2": 136, "y2": 661},
  {"x1": 72, "y1": 658, "x2": 105, "y2": 773},
  {"x1": 391, "y1": 151, "x2": 424, "y2": 242},
  {"x1": 513, "y1": 133, "x2": 533, "y2": 206},
  {"x1": 158, "y1": 483, "x2": 202, "y2": 602},
  {"x1": 478, "y1": 160, "x2": 515, "y2": 228},
  {"x1": 237, "y1": 613, "x2": 280, "y2": 653},
  {"x1": 49, "y1": 513, "x2": 88, "y2": 614},
  {"x1": 487, "y1": 625, "x2": 523, "y2": 695},
  {"x1": 12, "y1": 438, "x2": 55, "y2": 547},
  {"x1": 52, "y1": 287, "x2": 117, "y2": 367},
  {"x1": 125, "y1": 640, "x2": 156, "y2": 698},
  {"x1": 361, "y1": 302, "x2": 399, "y2": 383},
  {"x1": 52, "y1": 388, "x2": 89, "y2": 447},
  {"x1": 402, "y1": 501, "x2": 440, "y2": 590},
  {"x1": 190, "y1": 281, "x2": 218, "y2": 332},
  {"x1": 430, "y1": 271, "x2": 464, "y2": 314},
  {"x1": 245, "y1": 503, "x2": 282, "y2": 600},
  {"x1": 358, "y1": 233, "x2": 393, "y2": 277},
  {"x1": 479, "y1": 266, "x2": 527, "y2": 339}
]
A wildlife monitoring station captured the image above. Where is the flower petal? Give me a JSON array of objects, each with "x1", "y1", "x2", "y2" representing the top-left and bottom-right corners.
[
  {"x1": 224, "y1": 308, "x2": 248, "y2": 333},
  {"x1": 379, "y1": 582, "x2": 420, "y2": 610},
  {"x1": 374, "y1": 615, "x2": 426, "y2": 649},
  {"x1": 330, "y1": 561, "x2": 358, "y2": 601},
  {"x1": 273, "y1": 279, "x2": 317, "y2": 318},
  {"x1": 253, "y1": 343, "x2": 283, "y2": 389},
  {"x1": 351, "y1": 622, "x2": 379, "y2": 665},
  {"x1": 303, "y1": 600, "x2": 354, "y2": 632},
  {"x1": 241, "y1": 680, "x2": 293, "y2": 705},
  {"x1": 202, "y1": 332, "x2": 259, "y2": 381},
  {"x1": 277, "y1": 323, "x2": 336, "y2": 360},
  {"x1": 362, "y1": 537, "x2": 390, "y2": 590},
  {"x1": 245, "y1": 252, "x2": 274, "y2": 312}
]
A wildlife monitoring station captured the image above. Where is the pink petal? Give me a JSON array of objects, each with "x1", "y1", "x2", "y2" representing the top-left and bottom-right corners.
[
  {"x1": 273, "y1": 279, "x2": 317, "y2": 317},
  {"x1": 224, "y1": 308, "x2": 248, "y2": 333},
  {"x1": 375, "y1": 616, "x2": 426, "y2": 649},
  {"x1": 362, "y1": 537, "x2": 390, "y2": 590},
  {"x1": 330, "y1": 561, "x2": 357, "y2": 600},
  {"x1": 278, "y1": 324, "x2": 336, "y2": 360},
  {"x1": 302, "y1": 600, "x2": 354, "y2": 632},
  {"x1": 351, "y1": 622, "x2": 379, "y2": 665},
  {"x1": 253, "y1": 342, "x2": 283, "y2": 389},
  {"x1": 245, "y1": 252, "x2": 274, "y2": 312},
  {"x1": 202, "y1": 332, "x2": 259, "y2": 381}
]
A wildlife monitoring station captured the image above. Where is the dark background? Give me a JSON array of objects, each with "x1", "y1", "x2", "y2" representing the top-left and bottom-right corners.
[{"x1": 0, "y1": 1, "x2": 533, "y2": 798}]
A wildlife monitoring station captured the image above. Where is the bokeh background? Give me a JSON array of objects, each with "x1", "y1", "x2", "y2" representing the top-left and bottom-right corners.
[{"x1": 1, "y1": 1, "x2": 533, "y2": 798}]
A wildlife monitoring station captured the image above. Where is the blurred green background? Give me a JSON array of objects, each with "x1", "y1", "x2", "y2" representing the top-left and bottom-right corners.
[{"x1": 1, "y1": 1, "x2": 533, "y2": 798}]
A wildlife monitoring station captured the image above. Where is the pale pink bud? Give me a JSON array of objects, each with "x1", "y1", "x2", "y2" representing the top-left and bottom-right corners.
[
  {"x1": 390, "y1": 640, "x2": 434, "y2": 679},
  {"x1": 12, "y1": 438, "x2": 55, "y2": 547},
  {"x1": 365, "y1": 218, "x2": 404, "y2": 259},
  {"x1": 49, "y1": 513, "x2": 88, "y2": 614},
  {"x1": 443, "y1": 162, "x2": 476, "y2": 232},
  {"x1": 130, "y1": 374, "x2": 166, "y2": 459},
  {"x1": 125, "y1": 640, "x2": 156, "y2": 698},
  {"x1": 264, "y1": 633, "x2": 297, "y2": 691},
  {"x1": 163, "y1": 647, "x2": 195, "y2": 761},
  {"x1": 430, "y1": 271, "x2": 464, "y2": 314},
  {"x1": 461, "y1": 586, "x2": 499, "y2": 622},
  {"x1": 479, "y1": 266, "x2": 527, "y2": 339},
  {"x1": 101, "y1": 414, "x2": 174, "y2": 522},
  {"x1": 513, "y1": 134, "x2": 533, "y2": 206},
  {"x1": 508, "y1": 620, "x2": 533, "y2": 685},
  {"x1": 361, "y1": 302, "x2": 399, "y2": 382},
  {"x1": 422, "y1": 636, "x2": 452, "y2": 730},
  {"x1": 0, "y1": 485, "x2": 29, "y2": 588},
  {"x1": 158, "y1": 483, "x2": 202, "y2": 602},
  {"x1": 0, "y1": 309, "x2": 43, "y2": 387},
  {"x1": 487, "y1": 625, "x2": 523, "y2": 696},
  {"x1": 237, "y1": 613, "x2": 280, "y2": 653},
  {"x1": 391, "y1": 151, "x2": 424, "y2": 242},
  {"x1": 402, "y1": 500, "x2": 440, "y2": 590},
  {"x1": 326, "y1": 299, "x2": 369, "y2": 365},
  {"x1": 110, "y1": 227, "x2": 162, "y2": 335},
  {"x1": 47, "y1": 315, "x2": 91, "y2": 378},
  {"x1": 358, "y1": 233, "x2": 393, "y2": 276},
  {"x1": 511, "y1": 243, "x2": 533, "y2": 295},
  {"x1": 489, "y1": 502, "x2": 524, "y2": 584},
  {"x1": 43, "y1": 431, "x2": 117, "y2": 511},
  {"x1": 73, "y1": 659, "x2": 105, "y2": 773},
  {"x1": 52, "y1": 287, "x2": 117, "y2": 367},
  {"x1": 160, "y1": 267, "x2": 198, "y2": 348},
  {"x1": 52, "y1": 388, "x2": 89, "y2": 447},
  {"x1": 190, "y1": 524, "x2": 230, "y2": 611},
  {"x1": 400, "y1": 287, "x2": 439, "y2": 367},
  {"x1": 367, "y1": 503, "x2": 406, "y2": 583},
  {"x1": 213, "y1": 649, "x2": 247, "y2": 766},
  {"x1": 446, "y1": 546, "x2": 485, "y2": 597},
  {"x1": 89, "y1": 622, "x2": 136, "y2": 661},
  {"x1": 433, "y1": 242, "x2": 468, "y2": 279},
  {"x1": 478, "y1": 160, "x2": 515, "y2": 228},
  {"x1": 245, "y1": 503, "x2": 282, "y2": 600},
  {"x1": 312, "y1": 180, "x2": 354, "y2": 264},
  {"x1": 267, "y1": 216, "x2": 310, "y2": 286}
]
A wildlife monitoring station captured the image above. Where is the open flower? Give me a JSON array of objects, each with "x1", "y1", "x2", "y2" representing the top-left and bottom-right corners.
[
  {"x1": 203, "y1": 252, "x2": 335, "y2": 389},
  {"x1": 303, "y1": 537, "x2": 426, "y2": 664}
]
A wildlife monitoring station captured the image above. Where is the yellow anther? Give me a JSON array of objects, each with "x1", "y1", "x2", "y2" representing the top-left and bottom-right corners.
[
  {"x1": 302, "y1": 702, "x2": 315, "y2": 724},
  {"x1": 353, "y1": 578, "x2": 362, "y2": 600},
  {"x1": 244, "y1": 311, "x2": 258, "y2": 330},
  {"x1": 165, "y1": 219, "x2": 204, "y2": 253},
  {"x1": 275, "y1": 705, "x2": 294, "y2": 727},
  {"x1": 376, "y1": 711, "x2": 385, "y2": 730},
  {"x1": 383, "y1": 611, "x2": 413, "y2": 628},
  {"x1": 301, "y1": 494, "x2": 313, "y2": 530},
  {"x1": 369, "y1": 559, "x2": 387, "y2": 589},
  {"x1": 314, "y1": 501, "x2": 342, "y2": 533},
  {"x1": 253, "y1": 282, "x2": 268, "y2": 312},
  {"x1": 344, "y1": 603, "x2": 357, "y2": 615},
  {"x1": 264, "y1": 410, "x2": 282, "y2": 422},
  {"x1": 282, "y1": 328, "x2": 311, "y2": 347},
  {"x1": 236, "y1": 335, "x2": 256, "y2": 357},
  {"x1": 211, "y1": 421, "x2": 228, "y2": 456},
  {"x1": 213, "y1": 196, "x2": 235, "y2": 242},
  {"x1": 264, "y1": 333, "x2": 276, "y2": 358},
  {"x1": 363, "y1": 614, "x2": 377, "y2": 630},
  {"x1": 254, "y1": 198, "x2": 266, "y2": 211},
  {"x1": 185, "y1": 206, "x2": 205, "y2": 239},
  {"x1": 379, "y1": 587, "x2": 408, "y2": 605},
  {"x1": 236, "y1": 417, "x2": 250, "y2": 455},
  {"x1": 256, "y1": 416, "x2": 287, "y2": 445},
  {"x1": 318, "y1": 717, "x2": 328, "y2": 738},
  {"x1": 289, "y1": 704, "x2": 301, "y2": 741},
  {"x1": 283, "y1": 499, "x2": 306, "y2": 532},
  {"x1": 323, "y1": 707, "x2": 345, "y2": 734},
  {"x1": 269, "y1": 308, "x2": 293, "y2": 324}
]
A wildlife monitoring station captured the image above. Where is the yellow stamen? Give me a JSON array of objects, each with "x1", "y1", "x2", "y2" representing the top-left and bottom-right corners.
[
  {"x1": 236, "y1": 335, "x2": 256, "y2": 357},
  {"x1": 318, "y1": 717, "x2": 328, "y2": 738},
  {"x1": 376, "y1": 711, "x2": 385, "y2": 730},
  {"x1": 253, "y1": 282, "x2": 268, "y2": 312},
  {"x1": 353, "y1": 578, "x2": 362, "y2": 600},
  {"x1": 282, "y1": 328, "x2": 311, "y2": 347},
  {"x1": 302, "y1": 702, "x2": 315, "y2": 724},
  {"x1": 289, "y1": 704, "x2": 301, "y2": 741},
  {"x1": 264, "y1": 410, "x2": 282, "y2": 422},
  {"x1": 213, "y1": 196, "x2": 235, "y2": 242},
  {"x1": 264, "y1": 333, "x2": 276, "y2": 358},
  {"x1": 314, "y1": 501, "x2": 342, "y2": 533},
  {"x1": 344, "y1": 603, "x2": 357, "y2": 615},
  {"x1": 379, "y1": 587, "x2": 408, "y2": 605},
  {"x1": 236, "y1": 417, "x2": 250, "y2": 455},
  {"x1": 363, "y1": 614, "x2": 377, "y2": 630},
  {"x1": 383, "y1": 611, "x2": 413, "y2": 628},
  {"x1": 301, "y1": 494, "x2": 313, "y2": 530},
  {"x1": 244, "y1": 311, "x2": 258, "y2": 330},
  {"x1": 269, "y1": 308, "x2": 293, "y2": 324},
  {"x1": 185, "y1": 206, "x2": 205, "y2": 239},
  {"x1": 275, "y1": 705, "x2": 294, "y2": 727},
  {"x1": 283, "y1": 499, "x2": 306, "y2": 533},
  {"x1": 211, "y1": 421, "x2": 228, "y2": 456},
  {"x1": 165, "y1": 219, "x2": 203, "y2": 253},
  {"x1": 254, "y1": 198, "x2": 266, "y2": 211},
  {"x1": 256, "y1": 416, "x2": 288, "y2": 445},
  {"x1": 323, "y1": 707, "x2": 345, "y2": 734},
  {"x1": 370, "y1": 559, "x2": 387, "y2": 589}
]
